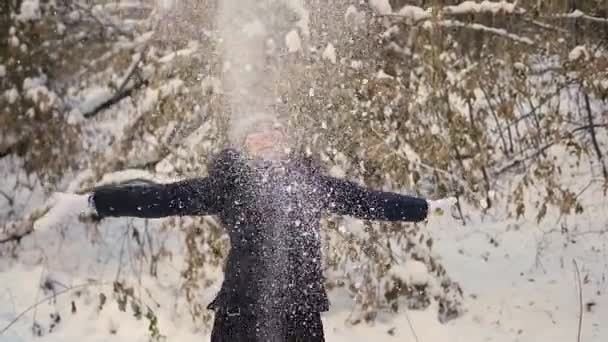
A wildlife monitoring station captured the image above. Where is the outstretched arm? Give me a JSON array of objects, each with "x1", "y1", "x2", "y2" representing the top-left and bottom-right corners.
[
  {"x1": 91, "y1": 177, "x2": 224, "y2": 219},
  {"x1": 320, "y1": 176, "x2": 428, "y2": 222}
]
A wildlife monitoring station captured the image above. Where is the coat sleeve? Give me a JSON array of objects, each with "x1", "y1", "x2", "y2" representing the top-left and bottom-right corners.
[
  {"x1": 319, "y1": 176, "x2": 428, "y2": 222},
  {"x1": 90, "y1": 177, "x2": 224, "y2": 218}
]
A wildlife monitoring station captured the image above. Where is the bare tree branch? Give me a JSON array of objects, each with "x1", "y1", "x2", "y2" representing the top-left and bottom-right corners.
[
  {"x1": 545, "y1": 10, "x2": 608, "y2": 24},
  {"x1": 582, "y1": 91, "x2": 608, "y2": 179},
  {"x1": 572, "y1": 259, "x2": 583, "y2": 342},
  {"x1": 0, "y1": 189, "x2": 14, "y2": 206},
  {"x1": 0, "y1": 222, "x2": 33, "y2": 245},
  {"x1": 82, "y1": 52, "x2": 148, "y2": 119}
]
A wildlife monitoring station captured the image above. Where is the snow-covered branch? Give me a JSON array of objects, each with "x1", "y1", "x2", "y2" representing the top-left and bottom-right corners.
[
  {"x1": 547, "y1": 10, "x2": 608, "y2": 24},
  {"x1": 443, "y1": 0, "x2": 521, "y2": 15},
  {"x1": 0, "y1": 220, "x2": 35, "y2": 245},
  {"x1": 375, "y1": 1, "x2": 536, "y2": 46},
  {"x1": 436, "y1": 19, "x2": 535, "y2": 46},
  {"x1": 376, "y1": 1, "x2": 524, "y2": 20},
  {"x1": 71, "y1": 1, "x2": 134, "y2": 37},
  {"x1": 81, "y1": 53, "x2": 149, "y2": 118}
]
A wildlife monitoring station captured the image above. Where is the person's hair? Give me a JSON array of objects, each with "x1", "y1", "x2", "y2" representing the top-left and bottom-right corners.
[{"x1": 228, "y1": 112, "x2": 288, "y2": 146}]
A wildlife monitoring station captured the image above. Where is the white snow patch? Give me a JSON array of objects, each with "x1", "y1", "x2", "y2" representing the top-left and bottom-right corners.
[
  {"x1": 430, "y1": 123, "x2": 440, "y2": 135},
  {"x1": 445, "y1": 0, "x2": 517, "y2": 15},
  {"x1": 513, "y1": 62, "x2": 526, "y2": 71},
  {"x1": 285, "y1": 29, "x2": 302, "y2": 53},
  {"x1": 568, "y1": 9, "x2": 585, "y2": 18},
  {"x1": 158, "y1": 43, "x2": 198, "y2": 64},
  {"x1": 369, "y1": 0, "x2": 392, "y2": 15},
  {"x1": 156, "y1": 0, "x2": 176, "y2": 11},
  {"x1": 422, "y1": 19, "x2": 434, "y2": 30},
  {"x1": 25, "y1": 85, "x2": 58, "y2": 110},
  {"x1": 285, "y1": 0, "x2": 310, "y2": 37},
  {"x1": 345, "y1": 5, "x2": 358, "y2": 20},
  {"x1": 568, "y1": 45, "x2": 589, "y2": 61},
  {"x1": 9, "y1": 36, "x2": 20, "y2": 48},
  {"x1": 322, "y1": 43, "x2": 337, "y2": 64},
  {"x1": 140, "y1": 87, "x2": 159, "y2": 113},
  {"x1": 77, "y1": 86, "x2": 113, "y2": 115},
  {"x1": 383, "y1": 106, "x2": 393, "y2": 118},
  {"x1": 345, "y1": 5, "x2": 366, "y2": 27},
  {"x1": 0, "y1": 65, "x2": 6, "y2": 78},
  {"x1": 439, "y1": 20, "x2": 534, "y2": 45},
  {"x1": 32, "y1": 193, "x2": 89, "y2": 232},
  {"x1": 376, "y1": 69, "x2": 394, "y2": 79},
  {"x1": 66, "y1": 108, "x2": 82, "y2": 125},
  {"x1": 397, "y1": 6, "x2": 431, "y2": 21},
  {"x1": 16, "y1": 0, "x2": 41, "y2": 21},
  {"x1": 22, "y1": 75, "x2": 45, "y2": 91},
  {"x1": 97, "y1": 169, "x2": 163, "y2": 186},
  {"x1": 56, "y1": 22, "x2": 66, "y2": 35},
  {"x1": 391, "y1": 260, "x2": 430, "y2": 285},
  {"x1": 4, "y1": 87, "x2": 19, "y2": 104},
  {"x1": 328, "y1": 165, "x2": 346, "y2": 179},
  {"x1": 399, "y1": 143, "x2": 421, "y2": 164},
  {"x1": 67, "y1": 9, "x2": 80, "y2": 22}
]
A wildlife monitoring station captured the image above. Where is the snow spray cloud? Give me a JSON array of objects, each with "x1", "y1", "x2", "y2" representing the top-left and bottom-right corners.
[
  {"x1": 217, "y1": 1, "x2": 273, "y2": 144},
  {"x1": 217, "y1": 0, "x2": 309, "y2": 144},
  {"x1": 217, "y1": 1, "x2": 310, "y2": 340}
]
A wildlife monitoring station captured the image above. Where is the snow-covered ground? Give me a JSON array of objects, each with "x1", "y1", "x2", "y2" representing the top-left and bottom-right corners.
[{"x1": 1, "y1": 179, "x2": 606, "y2": 342}]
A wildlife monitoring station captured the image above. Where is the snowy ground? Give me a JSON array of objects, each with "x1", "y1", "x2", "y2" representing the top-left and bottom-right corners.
[{"x1": 1, "y1": 181, "x2": 606, "y2": 342}]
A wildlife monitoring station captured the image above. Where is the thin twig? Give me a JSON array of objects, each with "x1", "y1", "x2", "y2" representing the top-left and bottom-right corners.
[
  {"x1": 571, "y1": 124, "x2": 608, "y2": 133},
  {"x1": 404, "y1": 308, "x2": 421, "y2": 342},
  {"x1": 0, "y1": 224, "x2": 34, "y2": 245},
  {"x1": 0, "y1": 282, "x2": 106, "y2": 335},
  {"x1": 437, "y1": 20, "x2": 535, "y2": 46},
  {"x1": 0, "y1": 189, "x2": 14, "y2": 206},
  {"x1": 82, "y1": 55, "x2": 149, "y2": 119},
  {"x1": 479, "y1": 83, "x2": 509, "y2": 156},
  {"x1": 521, "y1": 17, "x2": 570, "y2": 34},
  {"x1": 116, "y1": 52, "x2": 145, "y2": 94},
  {"x1": 582, "y1": 91, "x2": 608, "y2": 179},
  {"x1": 572, "y1": 259, "x2": 583, "y2": 342}
]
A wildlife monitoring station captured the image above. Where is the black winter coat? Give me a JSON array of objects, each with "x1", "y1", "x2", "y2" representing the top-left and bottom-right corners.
[{"x1": 91, "y1": 149, "x2": 428, "y2": 314}]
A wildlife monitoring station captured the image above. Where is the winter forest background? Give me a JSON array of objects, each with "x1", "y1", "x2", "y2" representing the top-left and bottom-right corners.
[{"x1": 1, "y1": 0, "x2": 608, "y2": 341}]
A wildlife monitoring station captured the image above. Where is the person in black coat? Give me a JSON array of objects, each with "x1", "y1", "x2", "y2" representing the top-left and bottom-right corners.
[{"x1": 88, "y1": 120, "x2": 442, "y2": 342}]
